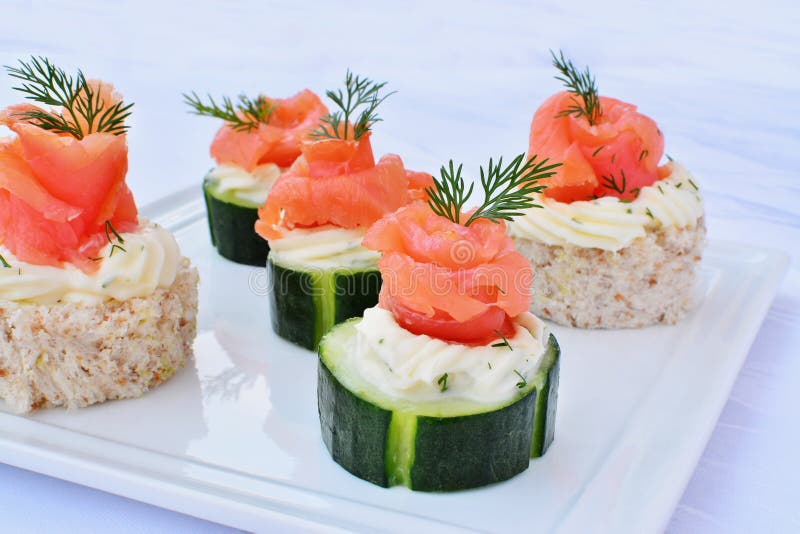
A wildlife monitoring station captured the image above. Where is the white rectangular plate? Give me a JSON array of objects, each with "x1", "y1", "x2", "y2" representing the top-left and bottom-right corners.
[{"x1": 0, "y1": 189, "x2": 788, "y2": 533}]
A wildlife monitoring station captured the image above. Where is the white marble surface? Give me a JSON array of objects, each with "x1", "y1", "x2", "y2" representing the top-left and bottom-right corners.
[{"x1": 1, "y1": 0, "x2": 798, "y2": 532}]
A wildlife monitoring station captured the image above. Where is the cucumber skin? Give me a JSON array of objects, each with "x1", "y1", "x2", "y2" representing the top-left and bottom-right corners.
[
  {"x1": 334, "y1": 270, "x2": 382, "y2": 325},
  {"x1": 268, "y1": 259, "x2": 381, "y2": 351},
  {"x1": 269, "y1": 261, "x2": 318, "y2": 350},
  {"x1": 410, "y1": 392, "x2": 537, "y2": 491},
  {"x1": 203, "y1": 181, "x2": 269, "y2": 267},
  {"x1": 540, "y1": 344, "x2": 560, "y2": 456},
  {"x1": 317, "y1": 325, "x2": 560, "y2": 491},
  {"x1": 318, "y1": 361, "x2": 391, "y2": 487}
]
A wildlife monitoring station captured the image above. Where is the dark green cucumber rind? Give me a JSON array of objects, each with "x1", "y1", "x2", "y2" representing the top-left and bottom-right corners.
[
  {"x1": 531, "y1": 335, "x2": 560, "y2": 457},
  {"x1": 318, "y1": 358, "x2": 391, "y2": 487},
  {"x1": 318, "y1": 320, "x2": 561, "y2": 491},
  {"x1": 269, "y1": 260, "x2": 318, "y2": 350},
  {"x1": 410, "y1": 391, "x2": 537, "y2": 491},
  {"x1": 333, "y1": 270, "x2": 382, "y2": 325},
  {"x1": 203, "y1": 179, "x2": 269, "y2": 266},
  {"x1": 268, "y1": 257, "x2": 380, "y2": 351}
]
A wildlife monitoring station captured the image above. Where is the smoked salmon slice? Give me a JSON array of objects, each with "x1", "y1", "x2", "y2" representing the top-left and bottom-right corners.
[
  {"x1": 255, "y1": 133, "x2": 433, "y2": 240},
  {"x1": 210, "y1": 89, "x2": 328, "y2": 170},
  {"x1": 12, "y1": 123, "x2": 130, "y2": 228},
  {"x1": 363, "y1": 202, "x2": 532, "y2": 342},
  {"x1": 530, "y1": 91, "x2": 664, "y2": 202},
  {"x1": 0, "y1": 82, "x2": 137, "y2": 271}
]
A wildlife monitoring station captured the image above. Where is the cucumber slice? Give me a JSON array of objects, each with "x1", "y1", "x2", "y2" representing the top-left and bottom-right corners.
[
  {"x1": 318, "y1": 318, "x2": 560, "y2": 491},
  {"x1": 268, "y1": 256, "x2": 380, "y2": 350},
  {"x1": 203, "y1": 178, "x2": 269, "y2": 266}
]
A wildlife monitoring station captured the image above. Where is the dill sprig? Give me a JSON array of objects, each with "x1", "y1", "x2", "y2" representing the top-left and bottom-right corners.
[
  {"x1": 309, "y1": 70, "x2": 393, "y2": 141},
  {"x1": 491, "y1": 330, "x2": 513, "y2": 350},
  {"x1": 600, "y1": 169, "x2": 627, "y2": 195},
  {"x1": 426, "y1": 161, "x2": 473, "y2": 224},
  {"x1": 513, "y1": 370, "x2": 527, "y2": 389},
  {"x1": 427, "y1": 153, "x2": 561, "y2": 226},
  {"x1": 432, "y1": 153, "x2": 561, "y2": 226},
  {"x1": 551, "y1": 49, "x2": 601, "y2": 125},
  {"x1": 5, "y1": 56, "x2": 133, "y2": 139},
  {"x1": 105, "y1": 220, "x2": 126, "y2": 257},
  {"x1": 437, "y1": 373, "x2": 449, "y2": 393},
  {"x1": 0, "y1": 254, "x2": 10, "y2": 268},
  {"x1": 466, "y1": 154, "x2": 561, "y2": 225},
  {"x1": 90, "y1": 220, "x2": 127, "y2": 261},
  {"x1": 183, "y1": 92, "x2": 274, "y2": 132}
]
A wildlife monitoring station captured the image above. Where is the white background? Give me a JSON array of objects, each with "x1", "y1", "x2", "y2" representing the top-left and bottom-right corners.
[{"x1": 0, "y1": 0, "x2": 798, "y2": 532}]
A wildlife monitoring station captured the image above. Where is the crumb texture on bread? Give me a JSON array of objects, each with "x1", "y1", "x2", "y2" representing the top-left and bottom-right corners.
[
  {"x1": 514, "y1": 219, "x2": 706, "y2": 329},
  {"x1": 0, "y1": 258, "x2": 198, "y2": 413}
]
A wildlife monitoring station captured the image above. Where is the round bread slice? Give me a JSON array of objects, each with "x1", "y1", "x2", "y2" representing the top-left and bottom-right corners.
[
  {"x1": 0, "y1": 258, "x2": 198, "y2": 413},
  {"x1": 513, "y1": 219, "x2": 705, "y2": 329}
]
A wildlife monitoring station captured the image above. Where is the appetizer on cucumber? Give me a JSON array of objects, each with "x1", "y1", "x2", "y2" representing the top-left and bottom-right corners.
[
  {"x1": 0, "y1": 57, "x2": 198, "y2": 413},
  {"x1": 318, "y1": 153, "x2": 563, "y2": 491},
  {"x1": 185, "y1": 88, "x2": 327, "y2": 265},
  {"x1": 508, "y1": 50, "x2": 705, "y2": 328},
  {"x1": 255, "y1": 71, "x2": 433, "y2": 350}
]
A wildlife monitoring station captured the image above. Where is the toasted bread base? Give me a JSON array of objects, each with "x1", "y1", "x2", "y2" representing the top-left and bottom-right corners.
[
  {"x1": 0, "y1": 258, "x2": 198, "y2": 413},
  {"x1": 513, "y1": 219, "x2": 706, "y2": 329}
]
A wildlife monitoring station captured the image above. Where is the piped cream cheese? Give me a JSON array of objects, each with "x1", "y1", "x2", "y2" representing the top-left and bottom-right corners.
[
  {"x1": 268, "y1": 226, "x2": 379, "y2": 270},
  {"x1": 0, "y1": 221, "x2": 181, "y2": 304},
  {"x1": 206, "y1": 163, "x2": 281, "y2": 205},
  {"x1": 509, "y1": 161, "x2": 704, "y2": 251},
  {"x1": 350, "y1": 306, "x2": 548, "y2": 405}
]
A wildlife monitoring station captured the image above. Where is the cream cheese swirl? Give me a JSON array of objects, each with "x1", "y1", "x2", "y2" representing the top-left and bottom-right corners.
[
  {"x1": 206, "y1": 163, "x2": 281, "y2": 205},
  {"x1": 351, "y1": 306, "x2": 548, "y2": 404},
  {"x1": 0, "y1": 221, "x2": 181, "y2": 304},
  {"x1": 268, "y1": 226, "x2": 379, "y2": 270},
  {"x1": 509, "y1": 162, "x2": 704, "y2": 251}
]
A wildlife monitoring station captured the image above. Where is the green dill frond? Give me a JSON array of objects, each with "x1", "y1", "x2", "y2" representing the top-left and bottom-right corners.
[
  {"x1": 550, "y1": 49, "x2": 601, "y2": 125},
  {"x1": 308, "y1": 70, "x2": 393, "y2": 141},
  {"x1": 437, "y1": 373, "x2": 449, "y2": 393},
  {"x1": 426, "y1": 153, "x2": 561, "y2": 226},
  {"x1": 465, "y1": 153, "x2": 561, "y2": 226},
  {"x1": 14, "y1": 109, "x2": 75, "y2": 135},
  {"x1": 513, "y1": 370, "x2": 527, "y2": 389},
  {"x1": 105, "y1": 220, "x2": 126, "y2": 257},
  {"x1": 183, "y1": 91, "x2": 274, "y2": 132},
  {"x1": 600, "y1": 169, "x2": 627, "y2": 194},
  {"x1": 491, "y1": 330, "x2": 513, "y2": 350},
  {"x1": 426, "y1": 160, "x2": 473, "y2": 224},
  {"x1": 5, "y1": 56, "x2": 133, "y2": 139}
]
